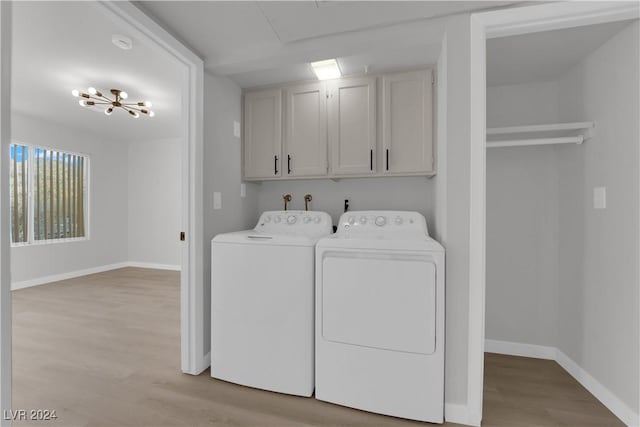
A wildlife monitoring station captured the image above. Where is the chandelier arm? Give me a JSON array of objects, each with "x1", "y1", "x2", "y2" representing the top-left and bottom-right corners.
[
  {"x1": 123, "y1": 105, "x2": 144, "y2": 112},
  {"x1": 96, "y1": 94, "x2": 114, "y2": 103}
]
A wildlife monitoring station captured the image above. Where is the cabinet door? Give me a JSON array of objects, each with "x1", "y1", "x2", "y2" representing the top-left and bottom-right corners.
[
  {"x1": 243, "y1": 89, "x2": 282, "y2": 179},
  {"x1": 285, "y1": 83, "x2": 328, "y2": 177},
  {"x1": 382, "y1": 69, "x2": 434, "y2": 174},
  {"x1": 328, "y1": 77, "x2": 376, "y2": 176}
]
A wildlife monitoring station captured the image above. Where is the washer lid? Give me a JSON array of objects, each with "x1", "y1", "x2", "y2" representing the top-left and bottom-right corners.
[{"x1": 213, "y1": 230, "x2": 322, "y2": 247}]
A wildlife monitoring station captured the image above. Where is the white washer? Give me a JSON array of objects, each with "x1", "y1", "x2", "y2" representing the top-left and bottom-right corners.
[
  {"x1": 315, "y1": 211, "x2": 445, "y2": 423},
  {"x1": 211, "y1": 210, "x2": 332, "y2": 397}
]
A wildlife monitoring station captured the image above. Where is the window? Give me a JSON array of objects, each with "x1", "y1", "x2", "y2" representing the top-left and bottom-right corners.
[{"x1": 10, "y1": 143, "x2": 88, "y2": 245}]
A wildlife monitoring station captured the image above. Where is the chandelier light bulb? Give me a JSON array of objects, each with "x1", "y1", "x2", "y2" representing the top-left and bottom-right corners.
[
  {"x1": 144, "y1": 101, "x2": 152, "y2": 108},
  {"x1": 120, "y1": 91, "x2": 128, "y2": 99},
  {"x1": 105, "y1": 107, "x2": 113, "y2": 116},
  {"x1": 88, "y1": 87, "x2": 97, "y2": 95},
  {"x1": 79, "y1": 100, "x2": 88, "y2": 107},
  {"x1": 71, "y1": 89, "x2": 80, "y2": 97},
  {"x1": 149, "y1": 111, "x2": 155, "y2": 117}
]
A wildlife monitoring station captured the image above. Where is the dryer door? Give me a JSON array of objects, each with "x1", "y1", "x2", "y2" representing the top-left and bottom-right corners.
[{"x1": 321, "y1": 250, "x2": 437, "y2": 355}]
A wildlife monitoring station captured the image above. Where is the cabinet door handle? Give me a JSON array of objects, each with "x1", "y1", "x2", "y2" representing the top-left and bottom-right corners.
[
  {"x1": 386, "y1": 149, "x2": 389, "y2": 171},
  {"x1": 287, "y1": 154, "x2": 292, "y2": 175},
  {"x1": 370, "y1": 149, "x2": 373, "y2": 171},
  {"x1": 274, "y1": 155, "x2": 278, "y2": 175}
]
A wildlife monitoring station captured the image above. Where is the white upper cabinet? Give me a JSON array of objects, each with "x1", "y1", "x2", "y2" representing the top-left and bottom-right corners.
[
  {"x1": 382, "y1": 69, "x2": 434, "y2": 175},
  {"x1": 284, "y1": 83, "x2": 328, "y2": 177},
  {"x1": 243, "y1": 89, "x2": 282, "y2": 179},
  {"x1": 328, "y1": 76, "x2": 377, "y2": 176}
]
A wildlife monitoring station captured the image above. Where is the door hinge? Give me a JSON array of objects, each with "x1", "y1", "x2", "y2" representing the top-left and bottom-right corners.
[{"x1": 180, "y1": 231, "x2": 186, "y2": 241}]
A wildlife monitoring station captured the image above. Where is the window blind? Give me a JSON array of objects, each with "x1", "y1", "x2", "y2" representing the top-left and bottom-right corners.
[{"x1": 10, "y1": 143, "x2": 87, "y2": 244}]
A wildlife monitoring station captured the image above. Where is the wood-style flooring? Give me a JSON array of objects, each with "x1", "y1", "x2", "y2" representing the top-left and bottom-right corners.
[{"x1": 12, "y1": 268, "x2": 624, "y2": 427}]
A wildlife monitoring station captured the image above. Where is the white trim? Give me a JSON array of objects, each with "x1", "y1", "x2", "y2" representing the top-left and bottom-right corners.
[
  {"x1": 481, "y1": 2, "x2": 640, "y2": 39},
  {"x1": 11, "y1": 263, "x2": 128, "y2": 290},
  {"x1": 445, "y1": 403, "x2": 475, "y2": 426},
  {"x1": 486, "y1": 340, "x2": 639, "y2": 426},
  {"x1": 485, "y1": 339, "x2": 556, "y2": 360},
  {"x1": 126, "y1": 262, "x2": 181, "y2": 271},
  {"x1": 0, "y1": 3, "x2": 12, "y2": 425},
  {"x1": 11, "y1": 262, "x2": 182, "y2": 291},
  {"x1": 466, "y1": 14, "x2": 487, "y2": 427},
  {"x1": 556, "y1": 350, "x2": 639, "y2": 427},
  {"x1": 469, "y1": 4, "x2": 639, "y2": 427},
  {"x1": 95, "y1": 2, "x2": 205, "y2": 375}
]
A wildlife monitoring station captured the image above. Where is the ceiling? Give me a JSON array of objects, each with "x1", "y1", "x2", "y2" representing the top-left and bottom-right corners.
[
  {"x1": 12, "y1": 1, "x2": 183, "y2": 142},
  {"x1": 137, "y1": 1, "x2": 516, "y2": 88},
  {"x1": 487, "y1": 19, "x2": 635, "y2": 87}
]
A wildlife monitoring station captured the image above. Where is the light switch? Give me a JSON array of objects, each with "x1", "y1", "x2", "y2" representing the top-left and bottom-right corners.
[
  {"x1": 593, "y1": 187, "x2": 606, "y2": 209},
  {"x1": 240, "y1": 183, "x2": 246, "y2": 198},
  {"x1": 233, "y1": 121, "x2": 241, "y2": 138},
  {"x1": 213, "y1": 192, "x2": 222, "y2": 210}
]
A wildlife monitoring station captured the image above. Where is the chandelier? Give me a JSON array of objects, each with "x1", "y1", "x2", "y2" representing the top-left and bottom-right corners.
[{"x1": 71, "y1": 87, "x2": 154, "y2": 118}]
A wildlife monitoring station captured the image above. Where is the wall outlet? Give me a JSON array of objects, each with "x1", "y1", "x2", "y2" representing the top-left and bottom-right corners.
[
  {"x1": 240, "y1": 183, "x2": 246, "y2": 198},
  {"x1": 233, "y1": 121, "x2": 241, "y2": 138},
  {"x1": 213, "y1": 192, "x2": 222, "y2": 210},
  {"x1": 593, "y1": 186, "x2": 606, "y2": 209}
]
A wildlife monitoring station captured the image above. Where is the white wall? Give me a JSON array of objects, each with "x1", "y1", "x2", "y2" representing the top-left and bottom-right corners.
[
  {"x1": 203, "y1": 71, "x2": 259, "y2": 354},
  {"x1": 485, "y1": 81, "x2": 561, "y2": 348},
  {"x1": 127, "y1": 138, "x2": 181, "y2": 268},
  {"x1": 556, "y1": 21, "x2": 639, "y2": 416},
  {"x1": 439, "y1": 13, "x2": 472, "y2": 419},
  {"x1": 10, "y1": 113, "x2": 129, "y2": 284},
  {"x1": 256, "y1": 177, "x2": 435, "y2": 229}
]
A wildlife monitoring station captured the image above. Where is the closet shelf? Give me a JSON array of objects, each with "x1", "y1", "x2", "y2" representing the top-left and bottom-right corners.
[{"x1": 486, "y1": 121, "x2": 595, "y2": 148}]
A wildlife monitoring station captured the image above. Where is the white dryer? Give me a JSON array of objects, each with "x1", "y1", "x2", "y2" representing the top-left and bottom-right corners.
[
  {"x1": 211, "y1": 210, "x2": 332, "y2": 397},
  {"x1": 315, "y1": 211, "x2": 445, "y2": 423}
]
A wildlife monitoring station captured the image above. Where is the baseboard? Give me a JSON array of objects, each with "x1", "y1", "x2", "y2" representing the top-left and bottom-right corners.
[
  {"x1": 126, "y1": 261, "x2": 181, "y2": 271},
  {"x1": 486, "y1": 339, "x2": 639, "y2": 426},
  {"x1": 445, "y1": 403, "x2": 478, "y2": 426},
  {"x1": 11, "y1": 261, "x2": 181, "y2": 290},
  {"x1": 555, "y1": 350, "x2": 639, "y2": 427},
  {"x1": 11, "y1": 262, "x2": 129, "y2": 290},
  {"x1": 485, "y1": 338, "x2": 556, "y2": 360}
]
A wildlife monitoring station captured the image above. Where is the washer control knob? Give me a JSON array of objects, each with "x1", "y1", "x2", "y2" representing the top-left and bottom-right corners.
[
  {"x1": 287, "y1": 215, "x2": 297, "y2": 225},
  {"x1": 264, "y1": 215, "x2": 271, "y2": 223},
  {"x1": 395, "y1": 216, "x2": 403, "y2": 225},
  {"x1": 313, "y1": 216, "x2": 321, "y2": 224},
  {"x1": 348, "y1": 216, "x2": 356, "y2": 225},
  {"x1": 303, "y1": 216, "x2": 312, "y2": 224},
  {"x1": 360, "y1": 216, "x2": 367, "y2": 224},
  {"x1": 375, "y1": 216, "x2": 386, "y2": 227},
  {"x1": 274, "y1": 216, "x2": 281, "y2": 223}
]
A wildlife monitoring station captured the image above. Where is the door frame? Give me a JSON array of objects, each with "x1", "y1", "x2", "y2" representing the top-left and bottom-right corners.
[
  {"x1": 467, "y1": 2, "x2": 639, "y2": 426},
  {"x1": 96, "y1": 1, "x2": 206, "y2": 375},
  {"x1": 0, "y1": 3, "x2": 12, "y2": 425}
]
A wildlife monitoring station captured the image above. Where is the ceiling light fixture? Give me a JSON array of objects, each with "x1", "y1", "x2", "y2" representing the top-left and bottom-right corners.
[
  {"x1": 310, "y1": 58, "x2": 342, "y2": 80},
  {"x1": 71, "y1": 87, "x2": 154, "y2": 118}
]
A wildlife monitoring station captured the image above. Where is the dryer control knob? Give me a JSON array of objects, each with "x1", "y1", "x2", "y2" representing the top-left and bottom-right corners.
[
  {"x1": 395, "y1": 216, "x2": 403, "y2": 225},
  {"x1": 303, "y1": 216, "x2": 312, "y2": 224},
  {"x1": 274, "y1": 216, "x2": 281, "y2": 223},
  {"x1": 348, "y1": 216, "x2": 356, "y2": 225},
  {"x1": 375, "y1": 216, "x2": 386, "y2": 227},
  {"x1": 264, "y1": 215, "x2": 271, "y2": 223},
  {"x1": 287, "y1": 215, "x2": 297, "y2": 225},
  {"x1": 360, "y1": 216, "x2": 367, "y2": 224},
  {"x1": 313, "y1": 216, "x2": 321, "y2": 224}
]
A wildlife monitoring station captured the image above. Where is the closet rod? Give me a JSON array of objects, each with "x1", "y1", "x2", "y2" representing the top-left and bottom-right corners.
[{"x1": 486, "y1": 135, "x2": 584, "y2": 148}]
